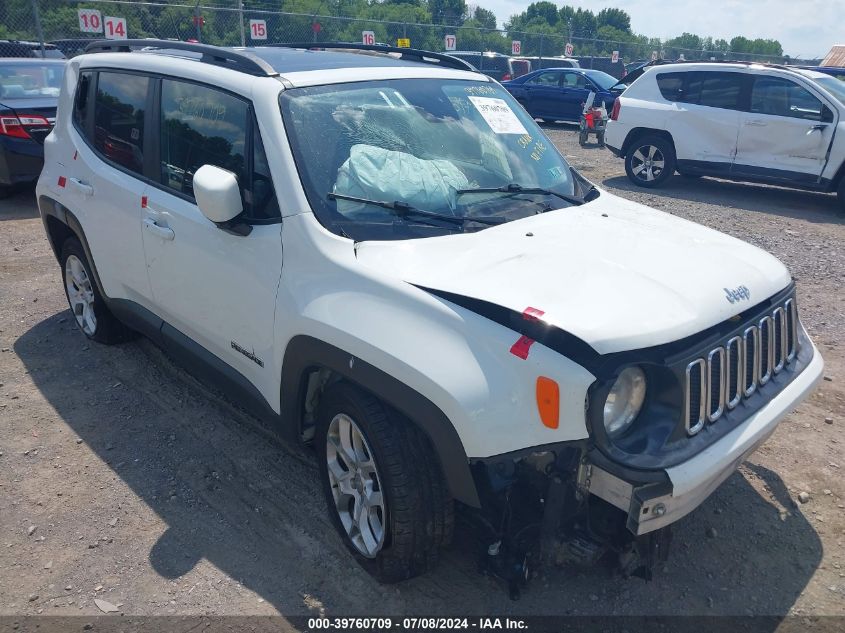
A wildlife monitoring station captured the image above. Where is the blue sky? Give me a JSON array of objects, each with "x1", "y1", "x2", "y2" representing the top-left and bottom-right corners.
[{"x1": 484, "y1": 0, "x2": 841, "y2": 59}]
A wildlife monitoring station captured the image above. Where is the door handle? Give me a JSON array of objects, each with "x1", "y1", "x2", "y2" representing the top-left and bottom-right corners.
[
  {"x1": 68, "y1": 177, "x2": 93, "y2": 196},
  {"x1": 143, "y1": 217, "x2": 175, "y2": 241},
  {"x1": 807, "y1": 124, "x2": 827, "y2": 135}
]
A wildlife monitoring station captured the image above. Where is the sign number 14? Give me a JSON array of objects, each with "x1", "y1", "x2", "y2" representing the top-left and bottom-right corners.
[{"x1": 104, "y1": 16, "x2": 127, "y2": 40}]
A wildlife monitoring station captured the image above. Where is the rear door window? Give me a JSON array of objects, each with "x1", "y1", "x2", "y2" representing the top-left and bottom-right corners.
[
  {"x1": 93, "y1": 72, "x2": 149, "y2": 174},
  {"x1": 683, "y1": 72, "x2": 745, "y2": 110},
  {"x1": 527, "y1": 71, "x2": 561, "y2": 86}
]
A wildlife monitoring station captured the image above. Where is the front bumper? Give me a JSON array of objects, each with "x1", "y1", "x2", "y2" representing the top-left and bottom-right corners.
[{"x1": 586, "y1": 339, "x2": 824, "y2": 535}]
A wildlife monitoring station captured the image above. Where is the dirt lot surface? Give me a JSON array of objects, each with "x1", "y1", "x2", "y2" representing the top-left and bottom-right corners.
[{"x1": 1, "y1": 128, "x2": 844, "y2": 621}]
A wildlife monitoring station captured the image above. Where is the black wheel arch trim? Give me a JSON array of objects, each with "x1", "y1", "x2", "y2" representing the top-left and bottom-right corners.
[
  {"x1": 39, "y1": 195, "x2": 109, "y2": 300},
  {"x1": 280, "y1": 335, "x2": 481, "y2": 507}
]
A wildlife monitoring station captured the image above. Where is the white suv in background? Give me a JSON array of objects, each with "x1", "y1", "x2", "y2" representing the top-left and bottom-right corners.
[
  {"x1": 605, "y1": 62, "x2": 845, "y2": 211},
  {"x1": 36, "y1": 41, "x2": 823, "y2": 594}
]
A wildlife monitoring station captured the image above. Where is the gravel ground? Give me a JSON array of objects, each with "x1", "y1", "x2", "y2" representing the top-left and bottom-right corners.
[{"x1": 1, "y1": 127, "x2": 844, "y2": 621}]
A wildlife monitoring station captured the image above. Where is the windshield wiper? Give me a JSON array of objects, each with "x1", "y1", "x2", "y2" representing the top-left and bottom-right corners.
[
  {"x1": 327, "y1": 192, "x2": 505, "y2": 226},
  {"x1": 455, "y1": 183, "x2": 586, "y2": 206}
]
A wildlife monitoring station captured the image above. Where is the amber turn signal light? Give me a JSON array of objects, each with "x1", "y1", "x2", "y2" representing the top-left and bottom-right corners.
[{"x1": 536, "y1": 376, "x2": 560, "y2": 429}]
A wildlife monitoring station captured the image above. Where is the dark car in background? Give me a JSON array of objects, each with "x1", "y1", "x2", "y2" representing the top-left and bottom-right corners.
[
  {"x1": 503, "y1": 67, "x2": 623, "y2": 123},
  {"x1": 796, "y1": 66, "x2": 845, "y2": 81},
  {"x1": 0, "y1": 40, "x2": 65, "y2": 59},
  {"x1": 513, "y1": 55, "x2": 580, "y2": 70},
  {"x1": 574, "y1": 55, "x2": 626, "y2": 79},
  {"x1": 50, "y1": 39, "x2": 96, "y2": 58},
  {"x1": 448, "y1": 51, "x2": 530, "y2": 81},
  {"x1": 0, "y1": 58, "x2": 65, "y2": 196}
]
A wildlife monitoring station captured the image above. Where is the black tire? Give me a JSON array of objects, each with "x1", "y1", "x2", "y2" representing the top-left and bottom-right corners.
[
  {"x1": 60, "y1": 237, "x2": 136, "y2": 344},
  {"x1": 316, "y1": 382, "x2": 453, "y2": 583},
  {"x1": 597, "y1": 130, "x2": 606, "y2": 147},
  {"x1": 0, "y1": 184, "x2": 11, "y2": 199},
  {"x1": 837, "y1": 177, "x2": 845, "y2": 215},
  {"x1": 578, "y1": 129, "x2": 588, "y2": 146},
  {"x1": 624, "y1": 135, "x2": 676, "y2": 188}
]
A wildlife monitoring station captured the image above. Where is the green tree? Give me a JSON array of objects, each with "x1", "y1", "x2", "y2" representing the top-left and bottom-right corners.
[
  {"x1": 525, "y1": 2, "x2": 559, "y2": 26},
  {"x1": 429, "y1": 0, "x2": 468, "y2": 25},
  {"x1": 469, "y1": 6, "x2": 497, "y2": 30},
  {"x1": 596, "y1": 8, "x2": 631, "y2": 33}
]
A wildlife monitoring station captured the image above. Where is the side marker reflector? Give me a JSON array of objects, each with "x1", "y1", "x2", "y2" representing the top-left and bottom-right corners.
[
  {"x1": 536, "y1": 376, "x2": 560, "y2": 429},
  {"x1": 57, "y1": 176, "x2": 66, "y2": 188}
]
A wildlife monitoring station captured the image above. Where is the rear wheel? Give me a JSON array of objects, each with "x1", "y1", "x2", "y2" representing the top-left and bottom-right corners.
[
  {"x1": 316, "y1": 382, "x2": 453, "y2": 583},
  {"x1": 624, "y1": 135, "x2": 676, "y2": 188},
  {"x1": 60, "y1": 237, "x2": 135, "y2": 344}
]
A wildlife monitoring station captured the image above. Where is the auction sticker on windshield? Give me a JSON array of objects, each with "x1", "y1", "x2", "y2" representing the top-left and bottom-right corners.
[{"x1": 468, "y1": 96, "x2": 528, "y2": 135}]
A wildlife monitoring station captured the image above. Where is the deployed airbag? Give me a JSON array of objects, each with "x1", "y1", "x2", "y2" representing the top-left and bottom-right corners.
[{"x1": 334, "y1": 144, "x2": 469, "y2": 217}]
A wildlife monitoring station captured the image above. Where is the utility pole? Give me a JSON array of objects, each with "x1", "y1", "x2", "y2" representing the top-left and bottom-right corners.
[
  {"x1": 239, "y1": 1, "x2": 245, "y2": 47},
  {"x1": 31, "y1": 0, "x2": 46, "y2": 57}
]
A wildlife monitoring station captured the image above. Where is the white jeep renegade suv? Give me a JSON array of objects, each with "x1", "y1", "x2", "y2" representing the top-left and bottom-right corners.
[
  {"x1": 605, "y1": 61, "x2": 845, "y2": 212},
  {"x1": 36, "y1": 40, "x2": 823, "y2": 592}
]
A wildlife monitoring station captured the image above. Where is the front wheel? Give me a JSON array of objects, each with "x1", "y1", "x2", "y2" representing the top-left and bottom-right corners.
[
  {"x1": 316, "y1": 383, "x2": 453, "y2": 583},
  {"x1": 60, "y1": 237, "x2": 135, "y2": 344},
  {"x1": 624, "y1": 135, "x2": 676, "y2": 188},
  {"x1": 578, "y1": 129, "x2": 588, "y2": 146}
]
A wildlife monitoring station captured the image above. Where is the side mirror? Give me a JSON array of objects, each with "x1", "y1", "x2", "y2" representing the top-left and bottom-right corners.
[{"x1": 193, "y1": 164, "x2": 243, "y2": 224}]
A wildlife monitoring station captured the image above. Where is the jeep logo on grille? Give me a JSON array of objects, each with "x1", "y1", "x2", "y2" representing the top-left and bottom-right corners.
[{"x1": 724, "y1": 285, "x2": 751, "y2": 304}]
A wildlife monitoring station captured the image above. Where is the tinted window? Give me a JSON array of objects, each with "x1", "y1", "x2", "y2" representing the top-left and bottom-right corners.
[
  {"x1": 72, "y1": 71, "x2": 91, "y2": 132},
  {"x1": 160, "y1": 79, "x2": 248, "y2": 199},
  {"x1": 248, "y1": 125, "x2": 280, "y2": 221},
  {"x1": 656, "y1": 72, "x2": 685, "y2": 101},
  {"x1": 94, "y1": 72, "x2": 148, "y2": 174},
  {"x1": 561, "y1": 72, "x2": 587, "y2": 89},
  {"x1": 684, "y1": 72, "x2": 744, "y2": 110},
  {"x1": 528, "y1": 71, "x2": 560, "y2": 86},
  {"x1": 751, "y1": 77, "x2": 824, "y2": 120}
]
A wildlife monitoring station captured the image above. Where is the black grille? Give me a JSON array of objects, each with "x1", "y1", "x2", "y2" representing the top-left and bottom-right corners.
[{"x1": 726, "y1": 337, "x2": 742, "y2": 408}]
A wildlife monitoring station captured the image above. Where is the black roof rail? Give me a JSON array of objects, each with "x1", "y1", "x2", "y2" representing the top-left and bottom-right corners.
[
  {"x1": 646, "y1": 59, "x2": 797, "y2": 71},
  {"x1": 83, "y1": 39, "x2": 278, "y2": 77},
  {"x1": 263, "y1": 42, "x2": 477, "y2": 73}
]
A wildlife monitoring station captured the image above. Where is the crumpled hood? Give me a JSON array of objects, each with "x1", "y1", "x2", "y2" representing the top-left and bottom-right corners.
[{"x1": 355, "y1": 192, "x2": 792, "y2": 354}]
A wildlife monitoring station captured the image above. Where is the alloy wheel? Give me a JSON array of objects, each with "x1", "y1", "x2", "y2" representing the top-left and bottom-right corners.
[
  {"x1": 630, "y1": 144, "x2": 666, "y2": 182},
  {"x1": 64, "y1": 254, "x2": 97, "y2": 336},
  {"x1": 325, "y1": 413, "x2": 386, "y2": 558}
]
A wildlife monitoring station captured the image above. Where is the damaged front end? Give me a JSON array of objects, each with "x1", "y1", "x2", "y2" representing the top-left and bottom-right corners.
[{"x1": 468, "y1": 446, "x2": 673, "y2": 600}]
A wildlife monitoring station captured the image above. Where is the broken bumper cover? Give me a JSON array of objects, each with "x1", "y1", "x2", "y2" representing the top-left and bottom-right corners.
[{"x1": 587, "y1": 340, "x2": 824, "y2": 535}]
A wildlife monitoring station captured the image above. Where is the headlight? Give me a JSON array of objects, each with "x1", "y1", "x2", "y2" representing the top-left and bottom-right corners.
[{"x1": 603, "y1": 367, "x2": 647, "y2": 436}]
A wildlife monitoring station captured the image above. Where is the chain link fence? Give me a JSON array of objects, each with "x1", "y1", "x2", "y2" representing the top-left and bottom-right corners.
[{"x1": 2, "y1": 0, "x2": 817, "y2": 77}]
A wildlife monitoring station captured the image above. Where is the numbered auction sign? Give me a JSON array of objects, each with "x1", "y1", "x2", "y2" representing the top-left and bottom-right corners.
[
  {"x1": 362, "y1": 31, "x2": 375, "y2": 46},
  {"x1": 611, "y1": 50, "x2": 619, "y2": 63},
  {"x1": 78, "y1": 8, "x2": 103, "y2": 34},
  {"x1": 511, "y1": 40, "x2": 521, "y2": 55},
  {"x1": 444, "y1": 34, "x2": 456, "y2": 51},
  {"x1": 250, "y1": 19, "x2": 267, "y2": 40},
  {"x1": 104, "y1": 16, "x2": 127, "y2": 40},
  {"x1": 565, "y1": 42, "x2": 574, "y2": 57}
]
